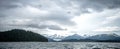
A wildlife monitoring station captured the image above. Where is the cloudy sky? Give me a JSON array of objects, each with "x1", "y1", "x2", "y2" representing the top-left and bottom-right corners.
[{"x1": 0, "y1": 0, "x2": 120, "y2": 36}]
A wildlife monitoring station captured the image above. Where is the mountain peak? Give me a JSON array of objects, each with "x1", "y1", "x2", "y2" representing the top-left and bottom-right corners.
[
  {"x1": 62, "y1": 34, "x2": 84, "y2": 40},
  {"x1": 87, "y1": 33, "x2": 120, "y2": 40},
  {"x1": 72, "y1": 34, "x2": 80, "y2": 36},
  {"x1": 109, "y1": 33, "x2": 119, "y2": 37},
  {"x1": 96, "y1": 33, "x2": 119, "y2": 37}
]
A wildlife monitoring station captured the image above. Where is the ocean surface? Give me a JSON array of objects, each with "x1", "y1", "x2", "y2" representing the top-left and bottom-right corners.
[{"x1": 0, "y1": 42, "x2": 120, "y2": 49}]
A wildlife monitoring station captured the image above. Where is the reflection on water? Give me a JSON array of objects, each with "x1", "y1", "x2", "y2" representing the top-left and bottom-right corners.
[{"x1": 0, "y1": 42, "x2": 120, "y2": 49}]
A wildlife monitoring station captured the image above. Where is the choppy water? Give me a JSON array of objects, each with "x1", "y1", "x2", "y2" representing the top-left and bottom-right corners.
[{"x1": 0, "y1": 42, "x2": 120, "y2": 49}]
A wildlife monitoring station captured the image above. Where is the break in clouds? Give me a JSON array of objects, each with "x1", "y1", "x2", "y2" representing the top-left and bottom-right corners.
[{"x1": 0, "y1": 0, "x2": 120, "y2": 35}]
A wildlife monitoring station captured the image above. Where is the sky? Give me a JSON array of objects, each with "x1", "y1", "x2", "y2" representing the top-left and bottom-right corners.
[{"x1": 0, "y1": 0, "x2": 120, "y2": 36}]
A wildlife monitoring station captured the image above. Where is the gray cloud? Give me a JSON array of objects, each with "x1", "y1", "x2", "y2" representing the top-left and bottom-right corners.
[
  {"x1": 77, "y1": 0, "x2": 120, "y2": 12},
  {"x1": 49, "y1": 0, "x2": 120, "y2": 16},
  {"x1": 0, "y1": 0, "x2": 120, "y2": 35},
  {"x1": 0, "y1": 21, "x2": 65, "y2": 31},
  {"x1": 25, "y1": 24, "x2": 65, "y2": 30},
  {"x1": 40, "y1": 11, "x2": 75, "y2": 26},
  {"x1": 1, "y1": 0, "x2": 120, "y2": 14}
]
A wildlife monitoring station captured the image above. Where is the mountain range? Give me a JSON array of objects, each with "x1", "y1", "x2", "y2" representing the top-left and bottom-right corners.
[
  {"x1": 43, "y1": 34, "x2": 65, "y2": 42},
  {"x1": 0, "y1": 29, "x2": 120, "y2": 42},
  {"x1": 60, "y1": 34, "x2": 120, "y2": 42},
  {"x1": 43, "y1": 33, "x2": 120, "y2": 42},
  {"x1": 62, "y1": 34, "x2": 84, "y2": 40}
]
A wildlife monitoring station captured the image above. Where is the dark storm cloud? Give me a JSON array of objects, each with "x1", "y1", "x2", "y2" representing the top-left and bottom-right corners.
[
  {"x1": 78, "y1": 0, "x2": 119, "y2": 12},
  {"x1": 89, "y1": 0, "x2": 120, "y2": 8},
  {"x1": 80, "y1": 0, "x2": 120, "y2": 11},
  {"x1": 0, "y1": 0, "x2": 22, "y2": 9},
  {"x1": 52, "y1": 0, "x2": 120, "y2": 16},
  {"x1": 0, "y1": 0, "x2": 120, "y2": 11}
]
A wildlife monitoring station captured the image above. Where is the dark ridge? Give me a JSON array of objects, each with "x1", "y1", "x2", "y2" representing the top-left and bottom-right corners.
[{"x1": 0, "y1": 29, "x2": 48, "y2": 42}]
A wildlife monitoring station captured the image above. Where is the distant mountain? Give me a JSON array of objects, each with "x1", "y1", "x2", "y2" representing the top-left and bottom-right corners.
[
  {"x1": 61, "y1": 34, "x2": 120, "y2": 42},
  {"x1": 47, "y1": 38, "x2": 56, "y2": 42},
  {"x1": 44, "y1": 34, "x2": 65, "y2": 41},
  {"x1": 62, "y1": 34, "x2": 84, "y2": 41},
  {"x1": 86, "y1": 33, "x2": 120, "y2": 41},
  {"x1": 0, "y1": 29, "x2": 48, "y2": 42},
  {"x1": 49, "y1": 34, "x2": 65, "y2": 39}
]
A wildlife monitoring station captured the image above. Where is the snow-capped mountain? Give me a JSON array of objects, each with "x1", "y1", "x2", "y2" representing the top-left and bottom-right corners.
[
  {"x1": 86, "y1": 33, "x2": 120, "y2": 40},
  {"x1": 62, "y1": 34, "x2": 84, "y2": 40},
  {"x1": 43, "y1": 34, "x2": 65, "y2": 39},
  {"x1": 49, "y1": 34, "x2": 65, "y2": 39},
  {"x1": 43, "y1": 34, "x2": 66, "y2": 41},
  {"x1": 43, "y1": 33, "x2": 120, "y2": 42}
]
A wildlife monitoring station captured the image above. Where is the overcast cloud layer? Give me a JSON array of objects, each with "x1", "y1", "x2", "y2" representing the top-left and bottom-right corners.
[{"x1": 0, "y1": 0, "x2": 120, "y2": 36}]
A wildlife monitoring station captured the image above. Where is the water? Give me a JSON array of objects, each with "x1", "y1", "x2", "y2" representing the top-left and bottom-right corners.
[{"x1": 0, "y1": 42, "x2": 120, "y2": 49}]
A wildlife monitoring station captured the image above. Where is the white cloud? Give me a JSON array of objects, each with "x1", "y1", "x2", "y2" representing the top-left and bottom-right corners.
[
  {"x1": 71, "y1": 9, "x2": 118, "y2": 31},
  {"x1": 25, "y1": 6, "x2": 49, "y2": 15},
  {"x1": 102, "y1": 9, "x2": 120, "y2": 24},
  {"x1": 93, "y1": 26, "x2": 120, "y2": 32}
]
